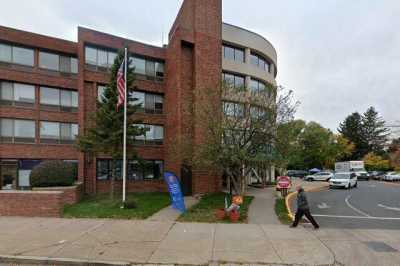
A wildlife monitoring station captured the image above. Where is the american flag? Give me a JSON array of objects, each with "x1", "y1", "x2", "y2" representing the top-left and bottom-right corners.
[{"x1": 117, "y1": 59, "x2": 125, "y2": 109}]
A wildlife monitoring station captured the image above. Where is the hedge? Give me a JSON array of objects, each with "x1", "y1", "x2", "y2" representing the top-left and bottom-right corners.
[{"x1": 30, "y1": 160, "x2": 75, "y2": 187}]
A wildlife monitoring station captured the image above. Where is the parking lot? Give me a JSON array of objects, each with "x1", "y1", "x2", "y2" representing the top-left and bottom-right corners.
[{"x1": 291, "y1": 181, "x2": 400, "y2": 229}]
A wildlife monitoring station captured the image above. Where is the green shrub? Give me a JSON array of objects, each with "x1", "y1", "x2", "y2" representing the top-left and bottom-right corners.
[{"x1": 30, "y1": 160, "x2": 75, "y2": 187}]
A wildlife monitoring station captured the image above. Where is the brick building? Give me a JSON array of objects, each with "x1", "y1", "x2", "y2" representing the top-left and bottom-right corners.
[{"x1": 0, "y1": 0, "x2": 277, "y2": 195}]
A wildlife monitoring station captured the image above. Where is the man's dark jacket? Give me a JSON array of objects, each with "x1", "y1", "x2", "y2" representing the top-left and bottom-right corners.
[{"x1": 297, "y1": 188, "x2": 309, "y2": 210}]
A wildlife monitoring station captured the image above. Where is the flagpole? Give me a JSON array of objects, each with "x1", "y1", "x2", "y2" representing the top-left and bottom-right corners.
[{"x1": 122, "y1": 47, "x2": 128, "y2": 204}]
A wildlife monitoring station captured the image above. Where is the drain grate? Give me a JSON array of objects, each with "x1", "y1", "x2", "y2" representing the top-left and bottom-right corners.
[{"x1": 364, "y1": 241, "x2": 398, "y2": 252}]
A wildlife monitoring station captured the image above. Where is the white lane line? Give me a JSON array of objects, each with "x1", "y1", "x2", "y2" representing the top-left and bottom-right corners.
[
  {"x1": 378, "y1": 204, "x2": 400, "y2": 212},
  {"x1": 313, "y1": 214, "x2": 400, "y2": 220},
  {"x1": 345, "y1": 195, "x2": 371, "y2": 217}
]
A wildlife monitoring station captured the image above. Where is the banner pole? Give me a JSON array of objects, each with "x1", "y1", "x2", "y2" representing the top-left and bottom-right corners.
[{"x1": 122, "y1": 48, "x2": 128, "y2": 204}]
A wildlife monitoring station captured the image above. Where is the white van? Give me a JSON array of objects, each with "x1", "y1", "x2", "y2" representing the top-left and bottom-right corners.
[{"x1": 329, "y1": 172, "x2": 357, "y2": 189}]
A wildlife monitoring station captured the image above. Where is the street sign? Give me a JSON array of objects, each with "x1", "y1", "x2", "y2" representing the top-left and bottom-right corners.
[{"x1": 277, "y1": 176, "x2": 291, "y2": 189}]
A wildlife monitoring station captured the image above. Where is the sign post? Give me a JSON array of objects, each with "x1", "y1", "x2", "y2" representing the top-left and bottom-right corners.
[{"x1": 164, "y1": 171, "x2": 186, "y2": 213}]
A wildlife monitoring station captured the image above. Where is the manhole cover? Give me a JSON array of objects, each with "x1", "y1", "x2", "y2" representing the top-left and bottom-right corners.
[{"x1": 364, "y1": 241, "x2": 398, "y2": 252}]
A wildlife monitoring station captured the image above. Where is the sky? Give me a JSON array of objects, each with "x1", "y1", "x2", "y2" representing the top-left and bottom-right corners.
[{"x1": 1, "y1": 0, "x2": 399, "y2": 132}]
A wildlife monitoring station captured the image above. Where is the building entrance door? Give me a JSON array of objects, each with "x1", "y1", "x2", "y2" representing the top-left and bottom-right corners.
[
  {"x1": 180, "y1": 164, "x2": 192, "y2": 196},
  {"x1": 0, "y1": 161, "x2": 18, "y2": 190}
]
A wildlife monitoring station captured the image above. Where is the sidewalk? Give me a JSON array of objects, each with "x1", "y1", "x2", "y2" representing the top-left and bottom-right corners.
[
  {"x1": 1, "y1": 217, "x2": 399, "y2": 265},
  {"x1": 247, "y1": 186, "x2": 280, "y2": 225},
  {"x1": 146, "y1": 196, "x2": 198, "y2": 222}
]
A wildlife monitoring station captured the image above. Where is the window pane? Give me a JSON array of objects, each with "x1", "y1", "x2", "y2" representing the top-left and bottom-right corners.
[
  {"x1": 96, "y1": 160, "x2": 109, "y2": 180},
  {"x1": 108, "y1": 52, "x2": 117, "y2": 67},
  {"x1": 0, "y1": 119, "x2": 13, "y2": 137},
  {"x1": 40, "y1": 87, "x2": 59, "y2": 105},
  {"x1": 128, "y1": 160, "x2": 142, "y2": 180},
  {"x1": 0, "y1": 43, "x2": 12, "y2": 62},
  {"x1": 259, "y1": 82, "x2": 266, "y2": 91},
  {"x1": 60, "y1": 90, "x2": 72, "y2": 107},
  {"x1": 234, "y1": 76, "x2": 244, "y2": 88},
  {"x1": 223, "y1": 102, "x2": 235, "y2": 116},
  {"x1": 250, "y1": 54, "x2": 258, "y2": 66},
  {"x1": 40, "y1": 121, "x2": 59, "y2": 139},
  {"x1": 60, "y1": 123, "x2": 71, "y2": 139},
  {"x1": 154, "y1": 160, "x2": 163, "y2": 179},
  {"x1": 145, "y1": 94, "x2": 155, "y2": 112},
  {"x1": 71, "y1": 91, "x2": 78, "y2": 107},
  {"x1": 39, "y1": 52, "x2": 59, "y2": 71},
  {"x1": 71, "y1": 124, "x2": 78, "y2": 138},
  {"x1": 154, "y1": 126, "x2": 164, "y2": 142},
  {"x1": 143, "y1": 161, "x2": 154, "y2": 179},
  {"x1": 235, "y1": 49, "x2": 244, "y2": 62},
  {"x1": 145, "y1": 125, "x2": 154, "y2": 140},
  {"x1": 14, "y1": 83, "x2": 35, "y2": 103},
  {"x1": 14, "y1": 120, "x2": 35, "y2": 138},
  {"x1": 59, "y1": 56, "x2": 71, "y2": 73},
  {"x1": 133, "y1": 124, "x2": 145, "y2": 140},
  {"x1": 154, "y1": 95, "x2": 163, "y2": 112},
  {"x1": 112, "y1": 160, "x2": 122, "y2": 180},
  {"x1": 131, "y1": 91, "x2": 145, "y2": 108},
  {"x1": 250, "y1": 79, "x2": 259, "y2": 93},
  {"x1": 224, "y1": 46, "x2": 234, "y2": 60},
  {"x1": 0, "y1": 82, "x2": 13, "y2": 100},
  {"x1": 97, "y1": 86, "x2": 106, "y2": 103},
  {"x1": 13, "y1": 46, "x2": 34, "y2": 66},
  {"x1": 131, "y1": 57, "x2": 146, "y2": 75},
  {"x1": 155, "y1": 62, "x2": 164, "y2": 78},
  {"x1": 223, "y1": 73, "x2": 234, "y2": 86},
  {"x1": 71, "y1": 58, "x2": 78, "y2": 73},
  {"x1": 85, "y1": 46, "x2": 97, "y2": 65},
  {"x1": 97, "y1": 49, "x2": 108, "y2": 67},
  {"x1": 145, "y1": 60, "x2": 155, "y2": 77}
]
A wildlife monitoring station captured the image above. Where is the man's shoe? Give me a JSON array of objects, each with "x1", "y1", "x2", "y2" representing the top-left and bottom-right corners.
[{"x1": 314, "y1": 226, "x2": 320, "y2": 230}]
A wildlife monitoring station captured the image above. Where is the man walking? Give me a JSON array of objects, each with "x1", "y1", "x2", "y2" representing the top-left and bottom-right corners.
[{"x1": 290, "y1": 185, "x2": 319, "y2": 229}]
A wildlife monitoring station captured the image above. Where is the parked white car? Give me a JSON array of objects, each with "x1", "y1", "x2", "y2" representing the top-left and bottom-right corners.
[
  {"x1": 329, "y1": 172, "x2": 358, "y2": 189},
  {"x1": 383, "y1": 172, "x2": 400, "y2": 181},
  {"x1": 305, "y1": 171, "x2": 333, "y2": 182}
]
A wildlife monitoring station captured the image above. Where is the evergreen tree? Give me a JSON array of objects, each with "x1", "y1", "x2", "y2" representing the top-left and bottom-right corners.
[
  {"x1": 338, "y1": 112, "x2": 366, "y2": 159},
  {"x1": 362, "y1": 107, "x2": 390, "y2": 156},
  {"x1": 76, "y1": 50, "x2": 144, "y2": 200}
]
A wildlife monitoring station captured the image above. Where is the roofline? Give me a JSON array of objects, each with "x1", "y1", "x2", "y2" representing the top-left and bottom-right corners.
[
  {"x1": 78, "y1": 26, "x2": 165, "y2": 50},
  {"x1": 222, "y1": 22, "x2": 277, "y2": 55}
]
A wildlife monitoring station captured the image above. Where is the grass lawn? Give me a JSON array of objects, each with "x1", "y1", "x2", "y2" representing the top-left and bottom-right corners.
[
  {"x1": 63, "y1": 192, "x2": 170, "y2": 219},
  {"x1": 178, "y1": 192, "x2": 254, "y2": 223},
  {"x1": 275, "y1": 197, "x2": 292, "y2": 224}
]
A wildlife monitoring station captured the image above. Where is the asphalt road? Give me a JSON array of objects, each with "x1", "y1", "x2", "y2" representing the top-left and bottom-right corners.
[{"x1": 291, "y1": 181, "x2": 400, "y2": 229}]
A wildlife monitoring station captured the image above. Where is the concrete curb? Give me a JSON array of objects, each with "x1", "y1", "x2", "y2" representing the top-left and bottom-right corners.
[
  {"x1": 0, "y1": 254, "x2": 130, "y2": 266},
  {"x1": 285, "y1": 184, "x2": 329, "y2": 221},
  {"x1": 380, "y1": 181, "x2": 400, "y2": 187}
]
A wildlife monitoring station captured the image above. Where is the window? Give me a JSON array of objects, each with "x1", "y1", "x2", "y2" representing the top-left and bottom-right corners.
[
  {"x1": 40, "y1": 121, "x2": 78, "y2": 144},
  {"x1": 223, "y1": 44, "x2": 244, "y2": 62},
  {"x1": 250, "y1": 52, "x2": 270, "y2": 72},
  {"x1": 0, "y1": 118, "x2": 35, "y2": 143},
  {"x1": 222, "y1": 72, "x2": 245, "y2": 89},
  {"x1": 133, "y1": 124, "x2": 164, "y2": 145},
  {"x1": 40, "y1": 87, "x2": 78, "y2": 112},
  {"x1": 0, "y1": 81, "x2": 35, "y2": 107},
  {"x1": 131, "y1": 91, "x2": 163, "y2": 114},
  {"x1": 0, "y1": 43, "x2": 34, "y2": 66},
  {"x1": 95, "y1": 160, "x2": 122, "y2": 181},
  {"x1": 85, "y1": 46, "x2": 117, "y2": 70},
  {"x1": 97, "y1": 159, "x2": 163, "y2": 181},
  {"x1": 97, "y1": 85, "x2": 107, "y2": 103},
  {"x1": 250, "y1": 79, "x2": 267, "y2": 94},
  {"x1": 39, "y1": 51, "x2": 78, "y2": 74},
  {"x1": 130, "y1": 56, "x2": 164, "y2": 81},
  {"x1": 12, "y1": 46, "x2": 34, "y2": 66},
  {"x1": 223, "y1": 101, "x2": 245, "y2": 117}
]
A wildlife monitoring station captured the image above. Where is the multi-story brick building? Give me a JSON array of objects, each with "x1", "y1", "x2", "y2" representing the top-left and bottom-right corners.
[{"x1": 0, "y1": 0, "x2": 277, "y2": 195}]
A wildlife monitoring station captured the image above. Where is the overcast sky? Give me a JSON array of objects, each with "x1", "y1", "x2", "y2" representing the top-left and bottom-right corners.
[{"x1": 1, "y1": 0, "x2": 399, "y2": 132}]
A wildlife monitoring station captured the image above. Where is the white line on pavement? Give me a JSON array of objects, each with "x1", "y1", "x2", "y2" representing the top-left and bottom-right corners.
[
  {"x1": 378, "y1": 204, "x2": 400, "y2": 212},
  {"x1": 345, "y1": 195, "x2": 371, "y2": 217},
  {"x1": 313, "y1": 214, "x2": 400, "y2": 220}
]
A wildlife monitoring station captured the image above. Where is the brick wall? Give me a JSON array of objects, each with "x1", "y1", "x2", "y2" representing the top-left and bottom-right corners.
[
  {"x1": 33, "y1": 182, "x2": 83, "y2": 205},
  {"x1": 0, "y1": 190, "x2": 63, "y2": 217}
]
